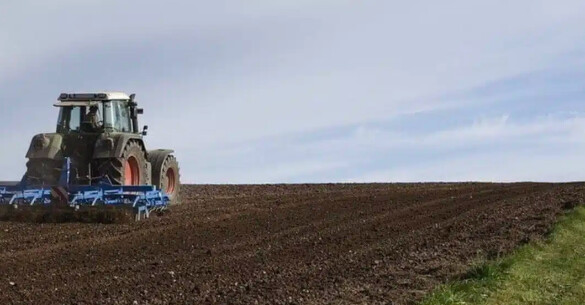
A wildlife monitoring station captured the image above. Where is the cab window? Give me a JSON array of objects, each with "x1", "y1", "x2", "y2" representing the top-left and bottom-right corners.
[
  {"x1": 57, "y1": 104, "x2": 103, "y2": 133},
  {"x1": 103, "y1": 101, "x2": 132, "y2": 133}
]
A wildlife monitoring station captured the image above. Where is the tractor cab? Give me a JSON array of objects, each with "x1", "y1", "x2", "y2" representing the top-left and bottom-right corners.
[{"x1": 55, "y1": 93, "x2": 145, "y2": 135}]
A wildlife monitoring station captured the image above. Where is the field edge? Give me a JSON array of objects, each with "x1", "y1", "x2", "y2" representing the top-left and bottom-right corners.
[{"x1": 420, "y1": 205, "x2": 585, "y2": 305}]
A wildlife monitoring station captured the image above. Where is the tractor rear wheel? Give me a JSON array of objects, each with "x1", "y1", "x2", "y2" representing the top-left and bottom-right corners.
[
  {"x1": 24, "y1": 158, "x2": 62, "y2": 186},
  {"x1": 98, "y1": 141, "x2": 148, "y2": 185}
]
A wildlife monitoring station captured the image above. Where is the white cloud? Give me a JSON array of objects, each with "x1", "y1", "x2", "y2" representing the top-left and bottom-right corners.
[
  {"x1": 0, "y1": 1, "x2": 351, "y2": 82},
  {"x1": 344, "y1": 113, "x2": 585, "y2": 152},
  {"x1": 355, "y1": 150, "x2": 585, "y2": 183},
  {"x1": 138, "y1": 0, "x2": 585, "y2": 151},
  {"x1": 199, "y1": 160, "x2": 349, "y2": 184},
  {"x1": 185, "y1": 112, "x2": 585, "y2": 183},
  {"x1": 349, "y1": 113, "x2": 585, "y2": 182}
]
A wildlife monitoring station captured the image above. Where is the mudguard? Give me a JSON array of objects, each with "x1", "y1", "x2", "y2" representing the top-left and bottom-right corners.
[
  {"x1": 93, "y1": 133, "x2": 146, "y2": 159},
  {"x1": 26, "y1": 133, "x2": 63, "y2": 160}
]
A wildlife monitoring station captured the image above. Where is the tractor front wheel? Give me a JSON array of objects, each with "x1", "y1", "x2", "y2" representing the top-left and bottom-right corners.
[
  {"x1": 148, "y1": 152, "x2": 181, "y2": 204},
  {"x1": 159, "y1": 155, "x2": 180, "y2": 204}
]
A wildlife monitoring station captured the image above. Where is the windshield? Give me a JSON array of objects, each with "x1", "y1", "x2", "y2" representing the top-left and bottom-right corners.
[
  {"x1": 56, "y1": 104, "x2": 103, "y2": 133},
  {"x1": 56, "y1": 100, "x2": 133, "y2": 133}
]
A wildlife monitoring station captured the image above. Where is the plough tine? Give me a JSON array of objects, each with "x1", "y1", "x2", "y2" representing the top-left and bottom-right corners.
[{"x1": 0, "y1": 157, "x2": 170, "y2": 222}]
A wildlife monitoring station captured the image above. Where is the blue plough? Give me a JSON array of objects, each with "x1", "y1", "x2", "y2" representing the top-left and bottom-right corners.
[{"x1": 0, "y1": 158, "x2": 169, "y2": 220}]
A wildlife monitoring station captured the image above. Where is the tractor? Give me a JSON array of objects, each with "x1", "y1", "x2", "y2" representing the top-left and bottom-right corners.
[{"x1": 24, "y1": 92, "x2": 180, "y2": 204}]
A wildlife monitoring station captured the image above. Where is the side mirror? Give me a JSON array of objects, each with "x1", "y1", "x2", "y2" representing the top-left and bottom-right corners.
[
  {"x1": 137, "y1": 108, "x2": 144, "y2": 115},
  {"x1": 142, "y1": 125, "x2": 148, "y2": 136},
  {"x1": 129, "y1": 94, "x2": 137, "y2": 107}
]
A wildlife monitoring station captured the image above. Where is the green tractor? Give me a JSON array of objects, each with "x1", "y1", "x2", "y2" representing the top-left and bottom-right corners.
[{"x1": 25, "y1": 92, "x2": 180, "y2": 203}]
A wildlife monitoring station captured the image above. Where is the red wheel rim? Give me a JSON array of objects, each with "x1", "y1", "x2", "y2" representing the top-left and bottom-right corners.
[
  {"x1": 165, "y1": 168, "x2": 176, "y2": 195},
  {"x1": 124, "y1": 157, "x2": 140, "y2": 185}
]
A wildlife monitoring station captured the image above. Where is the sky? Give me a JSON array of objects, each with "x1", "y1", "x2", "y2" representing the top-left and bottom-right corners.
[{"x1": 0, "y1": 0, "x2": 584, "y2": 183}]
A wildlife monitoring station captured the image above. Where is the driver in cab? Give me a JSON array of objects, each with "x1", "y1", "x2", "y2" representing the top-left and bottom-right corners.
[{"x1": 83, "y1": 105, "x2": 102, "y2": 132}]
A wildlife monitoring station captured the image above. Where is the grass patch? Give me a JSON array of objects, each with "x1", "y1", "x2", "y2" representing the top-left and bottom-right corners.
[{"x1": 421, "y1": 206, "x2": 585, "y2": 305}]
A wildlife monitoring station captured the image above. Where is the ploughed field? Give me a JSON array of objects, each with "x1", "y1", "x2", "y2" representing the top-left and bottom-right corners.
[{"x1": 0, "y1": 183, "x2": 584, "y2": 305}]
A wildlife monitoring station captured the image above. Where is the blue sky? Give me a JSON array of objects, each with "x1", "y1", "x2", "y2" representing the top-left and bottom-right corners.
[{"x1": 0, "y1": 1, "x2": 584, "y2": 183}]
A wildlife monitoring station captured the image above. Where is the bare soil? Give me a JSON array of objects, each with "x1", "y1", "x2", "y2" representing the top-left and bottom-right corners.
[{"x1": 0, "y1": 183, "x2": 583, "y2": 305}]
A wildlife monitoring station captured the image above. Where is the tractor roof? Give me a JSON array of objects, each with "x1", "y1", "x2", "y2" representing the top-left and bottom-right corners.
[
  {"x1": 54, "y1": 101, "x2": 101, "y2": 107},
  {"x1": 57, "y1": 92, "x2": 131, "y2": 102}
]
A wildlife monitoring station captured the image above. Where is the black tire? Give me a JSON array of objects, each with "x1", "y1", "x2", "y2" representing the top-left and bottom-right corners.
[
  {"x1": 150, "y1": 153, "x2": 181, "y2": 205},
  {"x1": 97, "y1": 141, "x2": 148, "y2": 185},
  {"x1": 161, "y1": 155, "x2": 181, "y2": 204},
  {"x1": 25, "y1": 158, "x2": 62, "y2": 186}
]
